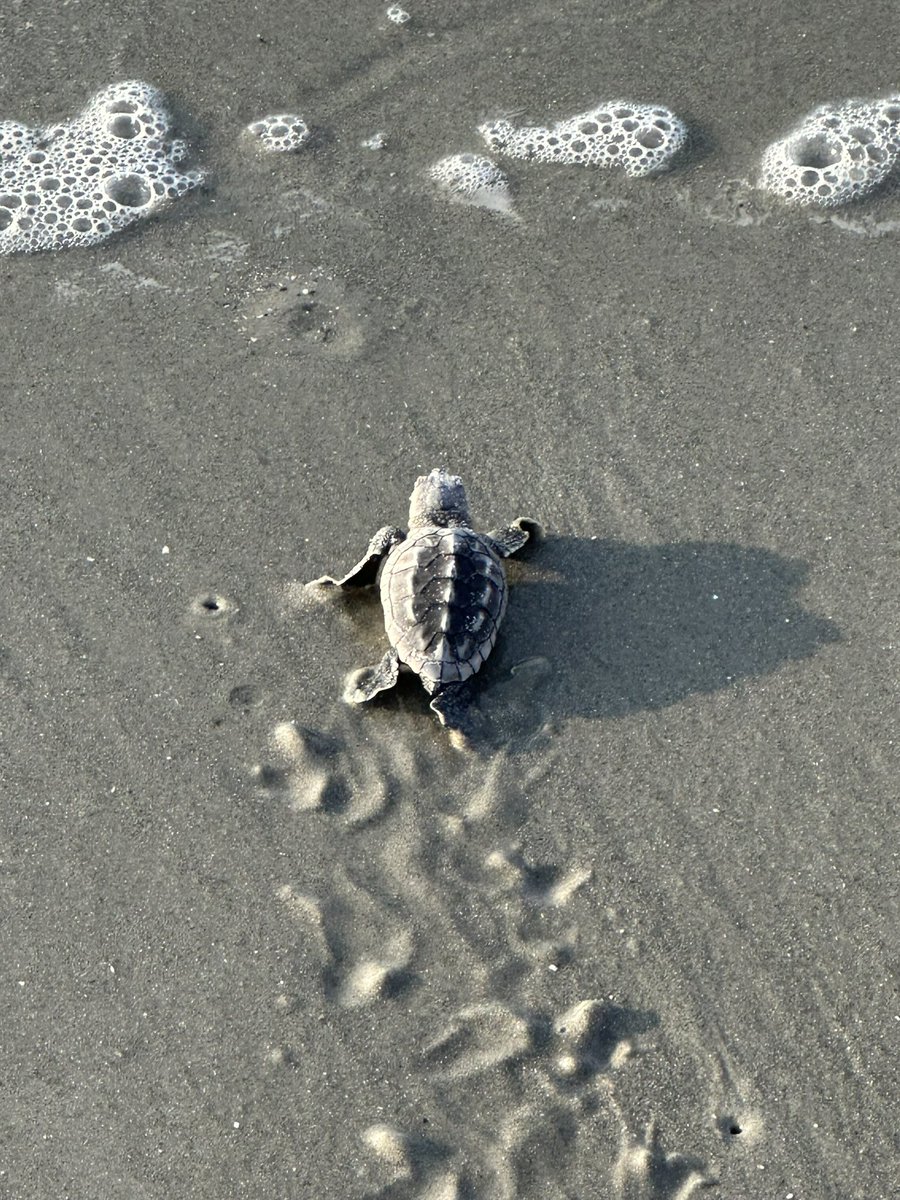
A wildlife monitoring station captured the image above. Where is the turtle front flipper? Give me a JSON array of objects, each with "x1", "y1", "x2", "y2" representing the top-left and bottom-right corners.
[
  {"x1": 344, "y1": 648, "x2": 400, "y2": 704},
  {"x1": 309, "y1": 525, "x2": 406, "y2": 588},
  {"x1": 485, "y1": 516, "x2": 543, "y2": 559}
]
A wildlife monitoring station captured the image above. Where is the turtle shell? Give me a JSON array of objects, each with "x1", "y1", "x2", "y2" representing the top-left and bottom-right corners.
[{"x1": 380, "y1": 526, "x2": 507, "y2": 689}]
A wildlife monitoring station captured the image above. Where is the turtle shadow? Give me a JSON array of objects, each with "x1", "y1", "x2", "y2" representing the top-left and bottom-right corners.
[{"x1": 491, "y1": 536, "x2": 840, "y2": 726}]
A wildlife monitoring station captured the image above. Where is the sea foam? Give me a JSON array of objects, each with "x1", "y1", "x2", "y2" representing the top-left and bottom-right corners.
[
  {"x1": 0, "y1": 81, "x2": 202, "y2": 253},
  {"x1": 479, "y1": 102, "x2": 687, "y2": 177},
  {"x1": 760, "y1": 96, "x2": 900, "y2": 207},
  {"x1": 429, "y1": 153, "x2": 512, "y2": 213},
  {"x1": 245, "y1": 114, "x2": 310, "y2": 153}
]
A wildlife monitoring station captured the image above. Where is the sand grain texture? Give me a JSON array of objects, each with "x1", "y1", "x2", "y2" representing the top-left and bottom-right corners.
[{"x1": 1, "y1": 0, "x2": 898, "y2": 1197}]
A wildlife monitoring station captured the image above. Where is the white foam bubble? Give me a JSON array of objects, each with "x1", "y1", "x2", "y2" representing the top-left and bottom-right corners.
[
  {"x1": 429, "y1": 152, "x2": 512, "y2": 213},
  {"x1": 0, "y1": 81, "x2": 202, "y2": 254},
  {"x1": 759, "y1": 96, "x2": 900, "y2": 207},
  {"x1": 479, "y1": 101, "x2": 687, "y2": 178},
  {"x1": 246, "y1": 113, "x2": 310, "y2": 153},
  {"x1": 386, "y1": 5, "x2": 411, "y2": 24}
]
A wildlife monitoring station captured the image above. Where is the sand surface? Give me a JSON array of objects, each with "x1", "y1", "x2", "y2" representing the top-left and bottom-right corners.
[{"x1": 1, "y1": 1, "x2": 898, "y2": 1197}]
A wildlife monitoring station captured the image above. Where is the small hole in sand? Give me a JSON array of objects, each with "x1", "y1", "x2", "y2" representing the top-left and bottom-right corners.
[
  {"x1": 718, "y1": 1113, "x2": 748, "y2": 1140},
  {"x1": 192, "y1": 593, "x2": 230, "y2": 618}
]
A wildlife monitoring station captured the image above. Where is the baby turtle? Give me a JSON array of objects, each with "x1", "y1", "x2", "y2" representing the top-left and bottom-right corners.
[{"x1": 310, "y1": 468, "x2": 539, "y2": 737}]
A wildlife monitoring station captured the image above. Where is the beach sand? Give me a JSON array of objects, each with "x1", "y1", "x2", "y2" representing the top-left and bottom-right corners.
[{"x1": 0, "y1": 1, "x2": 897, "y2": 1196}]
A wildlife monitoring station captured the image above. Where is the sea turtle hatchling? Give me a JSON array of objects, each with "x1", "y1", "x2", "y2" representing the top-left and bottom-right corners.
[{"x1": 310, "y1": 468, "x2": 540, "y2": 736}]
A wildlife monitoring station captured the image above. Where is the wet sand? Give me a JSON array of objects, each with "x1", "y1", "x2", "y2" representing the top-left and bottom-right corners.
[{"x1": 1, "y1": 1, "x2": 898, "y2": 1196}]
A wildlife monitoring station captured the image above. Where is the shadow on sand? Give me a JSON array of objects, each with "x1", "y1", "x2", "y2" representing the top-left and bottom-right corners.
[
  {"x1": 491, "y1": 536, "x2": 840, "y2": 722},
  {"x1": 323, "y1": 536, "x2": 840, "y2": 743}
]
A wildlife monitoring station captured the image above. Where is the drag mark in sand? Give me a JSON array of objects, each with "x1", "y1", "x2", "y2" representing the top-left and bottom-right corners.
[
  {"x1": 251, "y1": 655, "x2": 714, "y2": 1195},
  {"x1": 485, "y1": 845, "x2": 592, "y2": 908},
  {"x1": 260, "y1": 721, "x2": 346, "y2": 814},
  {"x1": 362, "y1": 1124, "x2": 462, "y2": 1200},
  {"x1": 275, "y1": 875, "x2": 414, "y2": 1008},
  {"x1": 612, "y1": 1122, "x2": 716, "y2": 1198},
  {"x1": 423, "y1": 1002, "x2": 534, "y2": 1079},
  {"x1": 421, "y1": 994, "x2": 647, "y2": 1090},
  {"x1": 254, "y1": 713, "x2": 424, "y2": 825},
  {"x1": 552, "y1": 999, "x2": 640, "y2": 1080}
]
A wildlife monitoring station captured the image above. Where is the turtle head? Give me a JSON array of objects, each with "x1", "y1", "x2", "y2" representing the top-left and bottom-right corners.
[{"x1": 408, "y1": 468, "x2": 471, "y2": 528}]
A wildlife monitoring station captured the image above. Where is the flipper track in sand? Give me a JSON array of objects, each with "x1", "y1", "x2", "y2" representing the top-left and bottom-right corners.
[
  {"x1": 254, "y1": 694, "x2": 714, "y2": 1197},
  {"x1": 275, "y1": 878, "x2": 413, "y2": 1007},
  {"x1": 612, "y1": 1122, "x2": 716, "y2": 1198}
]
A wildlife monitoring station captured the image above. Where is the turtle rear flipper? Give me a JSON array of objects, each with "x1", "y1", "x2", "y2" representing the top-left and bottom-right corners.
[
  {"x1": 344, "y1": 648, "x2": 400, "y2": 704},
  {"x1": 309, "y1": 525, "x2": 406, "y2": 588},
  {"x1": 429, "y1": 683, "x2": 487, "y2": 751},
  {"x1": 486, "y1": 516, "x2": 543, "y2": 559},
  {"x1": 429, "y1": 679, "x2": 476, "y2": 732}
]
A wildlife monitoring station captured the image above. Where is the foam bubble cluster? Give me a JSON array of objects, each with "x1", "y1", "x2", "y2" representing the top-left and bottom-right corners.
[
  {"x1": 429, "y1": 153, "x2": 511, "y2": 211},
  {"x1": 386, "y1": 5, "x2": 411, "y2": 24},
  {"x1": 479, "y1": 102, "x2": 687, "y2": 177},
  {"x1": 0, "y1": 81, "x2": 202, "y2": 254},
  {"x1": 246, "y1": 113, "x2": 310, "y2": 153},
  {"x1": 759, "y1": 97, "x2": 900, "y2": 207}
]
